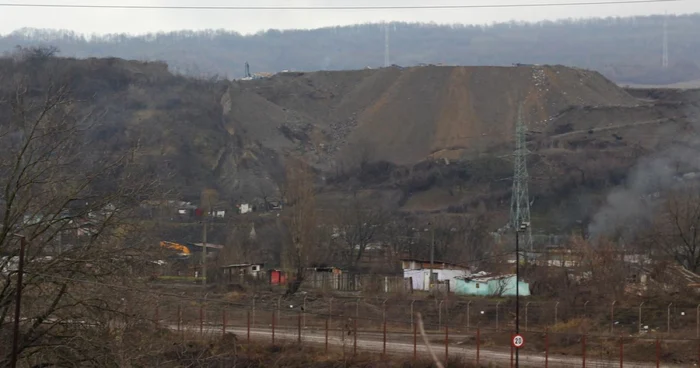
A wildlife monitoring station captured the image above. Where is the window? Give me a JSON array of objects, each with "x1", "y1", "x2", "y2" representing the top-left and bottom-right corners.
[{"x1": 475, "y1": 283, "x2": 480, "y2": 288}]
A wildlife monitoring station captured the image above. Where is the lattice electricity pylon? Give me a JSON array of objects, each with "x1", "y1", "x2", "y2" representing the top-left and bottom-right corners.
[
  {"x1": 509, "y1": 104, "x2": 533, "y2": 249},
  {"x1": 662, "y1": 15, "x2": 669, "y2": 68},
  {"x1": 384, "y1": 24, "x2": 390, "y2": 67}
]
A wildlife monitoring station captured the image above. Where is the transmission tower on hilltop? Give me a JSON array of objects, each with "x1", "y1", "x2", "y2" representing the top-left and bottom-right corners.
[
  {"x1": 510, "y1": 104, "x2": 533, "y2": 249},
  {"x1": 662, "y1": 14, "x2": 669, "y2": 68},
  {"x1": 384, "y1": 23, "x2": 390, "y2": 67}
]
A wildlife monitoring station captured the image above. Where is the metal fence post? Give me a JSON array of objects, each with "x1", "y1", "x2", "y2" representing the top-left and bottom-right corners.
[
  {"x1": 252, "y1": 295, "x2": 257, "y2": 329},
  {"x1": 476, "y1": 327, "x2": 480, "y2": 366},
  {"x1": 303, "y1": 295, "x2": 308, "y2": 329},
  {"x1": 247, "y1": 310, "x2": 250, "y2": 344},
  {"x1": 382, "y1": 299, "x2": 387, "y2": 357},
  {"x1": 667, "y1": 303, "x2": 673, "y2": 335},
  {"x1": 410, "y1": 299, "x2": 416, "y2": 332},
  {"x1": 222, "y1": 309, "x2": 226, "y2": 336},
  {"x1": 619, "y1": 334, "x2": 623, "y2": 368},
  {"x1": 325, "y1": 318, "x2": 329, "y2": 353},
  {"x1": 584, "y1": 300, "x2": 589, "y2": 318},
  {"x1": 510, "y1": 333, "x2": 514, "y2": 368},
  {"x1": 638, "y1": 302, "x2": 644, "y2": 334},
  {"x1": 445, "y1": 324, "x2": 449, "y2": 363},
  {"x1": 272, "y1": 310, "x2": 276, "y2": 345},
  {"x1": 525, "y1": 302, "x2": 531, "y2": 331},
  {"x1": 611, "y1": 300, "x2": 616, "y2": 334},
  {"x1": 545, "y1": 327, "x2": 549, "y2": 368},
  {"x1": 353, "y1": 317, "x2": 357, "y2": 355},
  {"x1": 496, "y1": 302, "x2": 501, "y2": 331},
  {"x1": 555, "y1": 301, "x2": 559, "y2": 326},
  {"x1": 297, "y1": 311, "x2": 301, "y2": 344},
  {"x1": 438, "y1": 299, "x2": 444, "y2": 331},
  {"x1": 277, "y1": 296, "x2": 282, "y2": 330},
  {"x1": 413, "y1": 317, "x2": 417, "y2": 361},
  {"x1": 582, "y1": 334, "x2": 586, "y2": 368},
  {"x1": 696, "y1": 304, "x2": 700, "y2": 339},
  {"x1": 466, "y1": 301, "x2": 471, "y2": 333},
  {"x1": 656, "y1": 338, "x2": 660, "y2": 368},
  {"x1": 329, "y1": 297, "x2": 333, "y2": 333}
]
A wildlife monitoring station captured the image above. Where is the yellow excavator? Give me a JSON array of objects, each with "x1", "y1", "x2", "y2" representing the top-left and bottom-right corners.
[{"x1": 160, "y1": 241, "x2": 191, "y2": 258}]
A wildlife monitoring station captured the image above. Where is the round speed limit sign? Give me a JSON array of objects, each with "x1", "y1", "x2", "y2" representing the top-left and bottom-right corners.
[{"x1": 512, "y1": 334, "x2": 525, "y2": 348}]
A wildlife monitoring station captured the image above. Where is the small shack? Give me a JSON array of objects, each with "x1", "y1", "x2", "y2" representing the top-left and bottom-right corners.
[
  {"x1": 454, "y1": 272, "x2": 530, "y2": 297},
  {"x1": 220, "y1": 263, "x2": 264, "y2": 284}
]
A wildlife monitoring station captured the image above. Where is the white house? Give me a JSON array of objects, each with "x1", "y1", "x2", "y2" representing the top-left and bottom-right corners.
[{"x1": 401, "y1": 258, "x2": 472, "y2": 292}]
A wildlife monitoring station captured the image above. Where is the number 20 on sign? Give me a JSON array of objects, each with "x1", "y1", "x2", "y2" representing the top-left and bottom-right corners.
[{"x1": 512, "y1": 334, "x2": 525, "y2": 348}]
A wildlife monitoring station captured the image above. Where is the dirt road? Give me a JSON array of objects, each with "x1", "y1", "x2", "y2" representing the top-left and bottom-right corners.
[{"x1": 177, "y1": 324, "x2": 681, "y2": 368}]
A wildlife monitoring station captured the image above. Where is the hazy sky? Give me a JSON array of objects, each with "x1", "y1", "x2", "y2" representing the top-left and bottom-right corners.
[{"x1": 0, "y1": 0, "x2": 697, "y2": 35}]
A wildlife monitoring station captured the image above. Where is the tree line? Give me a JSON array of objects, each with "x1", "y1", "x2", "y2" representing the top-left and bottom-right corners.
[{"x1": 2, "y1": 14, "x2": 700, "y2": 84}]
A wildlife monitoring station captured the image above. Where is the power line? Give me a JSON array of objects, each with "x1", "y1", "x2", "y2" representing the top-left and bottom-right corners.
[{"x1": 0, "y1": 0, "x2": 684, "y2": 11}]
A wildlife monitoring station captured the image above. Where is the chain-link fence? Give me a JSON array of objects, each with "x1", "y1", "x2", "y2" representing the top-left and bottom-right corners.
[{"x1": 150, "y1": 295, "x2": 700, "y2": 367}]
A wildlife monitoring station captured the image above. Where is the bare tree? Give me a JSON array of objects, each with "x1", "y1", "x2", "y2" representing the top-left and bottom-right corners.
[
  {"x1": 280, "y1": 157, "x2": 317, "y2": 295},
  {"x1": 643, "y1": 185, "x2": 700, "y2": 273},
  {"x1": 0, "y1": 49, "x2": 161, "y2": 367},
  {"x1": 331, "y1": 192, "x2": 387, "y2": 271}
]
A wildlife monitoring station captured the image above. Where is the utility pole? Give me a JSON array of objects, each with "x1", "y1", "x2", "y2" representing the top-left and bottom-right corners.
[
  {"x1": 202, "y1": 216, "x2": 207, "y2": 287},
  {"x1": 515, "y1": 222, "x2": 528, "y2": 368},
  {"x1": 11, "y1": 235, "x2": 27, "y2": 368},
  {"x1": 509, "y1": 103, "x2": 533, "y2": 249},
  {"x1": 428, "y1": 222, "x2": 435, "y2": 285}
]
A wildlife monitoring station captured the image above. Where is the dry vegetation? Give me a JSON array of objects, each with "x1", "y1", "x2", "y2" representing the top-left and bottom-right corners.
[{"x1": 2, "y1": 46, "x2": 700, "y2": 367}]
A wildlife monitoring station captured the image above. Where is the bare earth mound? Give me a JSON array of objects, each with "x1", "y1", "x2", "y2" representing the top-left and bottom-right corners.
[{"x1": 229, "y1": 65, "x2": 639, "y2": 165}]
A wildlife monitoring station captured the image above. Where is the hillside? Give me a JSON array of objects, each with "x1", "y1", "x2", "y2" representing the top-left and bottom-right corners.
[
  {"x1": 4, "y1": 13, "x2": 700, "y2": 85},
  {"x1": 4, "y1": 51, "x2": 696, "y2": 234},
  {"x1": 219, "y1": 63, "x2": 694, "y2": 232},
  {"x1": 228, "y1": 65, "x2": 639, "y2": 166}
]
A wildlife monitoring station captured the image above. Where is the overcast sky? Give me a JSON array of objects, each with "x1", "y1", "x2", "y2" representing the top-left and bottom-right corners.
[{"x1": 0, "y1": 0, "x2": 697, "y2": 35}]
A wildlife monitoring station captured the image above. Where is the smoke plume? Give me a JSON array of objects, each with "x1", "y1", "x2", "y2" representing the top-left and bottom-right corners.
[{"x1": 588, "y1": 107, "x2": 700, "y2": 240}]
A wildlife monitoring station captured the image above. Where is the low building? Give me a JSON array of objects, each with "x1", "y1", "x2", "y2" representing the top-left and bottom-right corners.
[
  {"x1": 454, "y1": 272, "x2": 530, "y2": 297},
  {"x1": 401, "y1": 258, "x2": 472, "y2": 292},
  {"x1": 219, "y1": 263, "x2": 264, "y2": 284}
]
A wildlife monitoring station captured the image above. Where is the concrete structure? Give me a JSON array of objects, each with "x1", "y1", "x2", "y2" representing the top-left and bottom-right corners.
[
  {"x1": 454, "y1": 273, "x2": 530, "y2": 297},
  {"x1": 405, "y1": 269, "x2": 470, "y2": 292},
  {"x1": 400, "y1": 258, "x2": 470, "y2": 271},
  {"x1": 401, "y1": 258, "x2": 471, "y2": 292}
]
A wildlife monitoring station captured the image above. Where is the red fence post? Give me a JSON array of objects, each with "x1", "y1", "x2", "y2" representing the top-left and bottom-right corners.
[
  {"x1": 297, "y1": 311, "x2": 302, "y2": 344},
  {"x1": 199, "y1": 305, "x2": 204, "y2": 336},
  {"x1": 272, "y1": 311, "x2": 276, "y2": 345},
  {"x1": 222, "y1": 309, "x2": 227, "y2": 336},
  {"x1": 353, "y1": 318, "x2": 358, "y2": 355},
  {"x1": 656, "y1": 338, "x2": 660, "y2": 368},
  {"x1": 383, "y1": 312, "x2": 387, "y2": 357},
  {"x1": 413, "y1": 319, "x2": 417, "y2": 361},
  {"x1": 445, "y1": 325, "x2": 449, "y2": 364},
  {"x1": 325, "y1": 318, "x2": 329, "y2": 353},
  {"x1": 582, "y1": 334, "x2": 586, "y2": 368},
  {"x1": 619, "y1": 334, "x2": 623, "y2": 368},
  {"x1": 476, "y1": 327, "x2": 480, "y2": 366},
  {"x1": 545, "y1": 327, "x2": 549, "y2": 368},
  {"x1": 247, "y1": 310, "x2": 250, "y2": 344}
]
